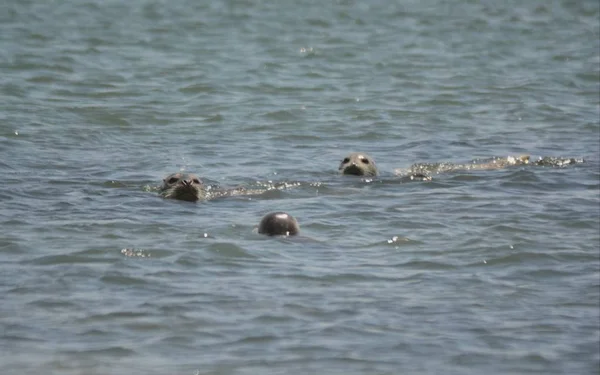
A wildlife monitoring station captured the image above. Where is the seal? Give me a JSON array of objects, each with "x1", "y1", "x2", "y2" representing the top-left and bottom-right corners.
[
  {"x1": 159, "y1": 172, "x2": 287, "y2": 202},
  {"x1": 258, "y1": 212, "x2": 300, "y2": 236},
  {"x1": 159, "y1": 172, "x2": 206, "y2": 202},
  {"x1": 339, "y1": 152, "x2": 431, "y2": 180},
  {"x1": 339, "y1": 152, "x2": 378, "y2": 176}
]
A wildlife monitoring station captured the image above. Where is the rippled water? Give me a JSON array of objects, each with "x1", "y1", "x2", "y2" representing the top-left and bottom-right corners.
[{"x1": 1, "y1": 0, "x2": 599, "y2": 374}]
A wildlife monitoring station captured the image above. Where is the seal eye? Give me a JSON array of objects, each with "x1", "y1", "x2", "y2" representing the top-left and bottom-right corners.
[
  {"x1": 168, "y1": 177, "x2": 179, "y2": 184},
  {"x1": 342, "y1": 158, "x2": 350, "y2": 164},
  {"x1": 361, "y1": 158, "x2": 370, "y2": 164},
  {"x1": 192, "y1": 178, "x2": 200, "y2": 184}
]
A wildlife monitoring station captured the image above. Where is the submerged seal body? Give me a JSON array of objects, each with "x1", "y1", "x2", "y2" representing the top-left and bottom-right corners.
[
  {"x1": 339, "y1": 152, "x2": 378, "y2": 176},
  {"x1": 339, "y1": 152, "x2": 430, "y2": 180},
  {"x1": 258, "y1": 212, "x2": 300, "y2": 236},
  {"x1": 464, "y1": 154, "x2": 530, "y2": 171},
  {"x1": 396, "y1": 155, "x2": 531, "y2": 176},
  {"x1": 160, "y1": 172, "x2": 205, "y2": 202},
  {"x1": 159, "y1": 173, "x2": 280, "y2": 202}
]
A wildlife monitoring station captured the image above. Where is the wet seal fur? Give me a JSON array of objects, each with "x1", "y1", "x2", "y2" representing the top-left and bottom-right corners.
[
  {"x1": 339, "y1": 152, "x2": 431, "y2": 181},
  {"x1": 159, "y1": 172, "x2": 276, "y2": 202},
  {"x1": 337, "y1": 152, "x2": 568, "y2": 181},
  {"x1": 395, "y1": 154, "x2": 531, "y2": 176},
  {"x1": 258, "y1": 212, "x2": 300, "y2": 236},
  {"x1": 160, "y1": 172, "x2": 205, "y2": 202},
  {"x1": 338, "y1": 152, "x2": 378, "y2": 176}
]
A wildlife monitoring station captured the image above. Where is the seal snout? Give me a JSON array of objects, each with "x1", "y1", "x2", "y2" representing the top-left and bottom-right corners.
[{"x1": 343, "y1": 164, "x2": 364, "y2": 176}]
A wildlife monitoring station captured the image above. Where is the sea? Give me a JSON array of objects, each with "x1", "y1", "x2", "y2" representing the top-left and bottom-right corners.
[{"x1": 1, "y1": 0, "x2": 599, "y2": 374}]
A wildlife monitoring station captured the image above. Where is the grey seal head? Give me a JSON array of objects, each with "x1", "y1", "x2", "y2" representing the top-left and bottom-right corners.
[
  {"x1": 160, "y1": 172, "x2": 206, "y2": 202},
  {"x1": 339, "y1": 152, "x2": 378, "y2": 176},
  {"x1": 258, "y1": 212, "x2": 300, "y2": 236}
]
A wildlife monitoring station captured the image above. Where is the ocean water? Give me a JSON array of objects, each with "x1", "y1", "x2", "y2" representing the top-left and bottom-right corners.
[{"x1": 0, "y1": 0, "x2": 599, "y2": 374}]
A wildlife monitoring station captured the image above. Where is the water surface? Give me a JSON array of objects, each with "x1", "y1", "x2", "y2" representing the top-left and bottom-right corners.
[{"x1": 1, "y1": 0, "x2": 599, "y2": 374}]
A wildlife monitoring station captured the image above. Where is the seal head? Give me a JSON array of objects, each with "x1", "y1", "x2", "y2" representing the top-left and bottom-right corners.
[
  {"x1": 258, "y1": 212, "x2": 300, "y2": 236},
  {"x1": 339, "y1": 152, "x2": 378, "y2": 176},
  {"x1": 160, "y1": 172, "x2": 205, "y2": 202}
]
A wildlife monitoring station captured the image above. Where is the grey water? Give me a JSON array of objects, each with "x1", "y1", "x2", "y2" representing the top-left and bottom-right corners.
[{"x1": 1, "y1": 0, "x2": 599, "y2": 374}]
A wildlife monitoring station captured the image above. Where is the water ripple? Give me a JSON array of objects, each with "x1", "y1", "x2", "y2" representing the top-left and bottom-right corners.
[{"x1": 1, "y1": 0, "x2": 598, "y2": 374}]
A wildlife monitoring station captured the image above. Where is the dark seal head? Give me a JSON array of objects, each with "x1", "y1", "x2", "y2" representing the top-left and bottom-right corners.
[
  {"x1": 258, "y1": 212, "x2": 300, "y2": 236},
  {"x1": 339, "y1": 152, "x2": 378, "y2": 176},
  {"x1": 160, "y1": 172, "x2": 205, "y2": 202}
]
